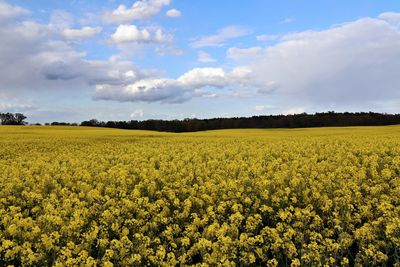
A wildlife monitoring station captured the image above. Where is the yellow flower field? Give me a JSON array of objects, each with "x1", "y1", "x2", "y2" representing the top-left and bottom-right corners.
[{"x1": 1, "y1": 126, "x2": 399, "y2": 266}]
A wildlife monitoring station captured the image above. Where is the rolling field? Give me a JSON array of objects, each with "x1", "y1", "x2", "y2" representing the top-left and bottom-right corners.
[{"x1": 1, "y1": 126, "x2": 400, "y2": 266}]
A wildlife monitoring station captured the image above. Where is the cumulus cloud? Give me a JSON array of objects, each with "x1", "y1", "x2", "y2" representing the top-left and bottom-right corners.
[
  {"x1": 378, "y1": 12, "x2": 400, "y2": 28},
  {"x1": 0, "y1": 7, "x2": 151, "y2": 94},
  {"x1": 103, "y1": 0, "x2": 171, "y2": 23},
  {"x1": 197, "y1": 51, "x2": 216, "y2": 63},
  {"x1": 166, "y1": 8, "x2": 181, "y2": 17},
  {"x1": 191, "y1": 26, "x2": 251, "y2": 48},
  {"x1": 41, "y1": 56, "x2": 146, "y2": 86},
  {"x1": 95, "y1": 67, "x2": 255, "y2": 103},
  {"x1": 95, "y1": 79, "x2": 188, "y2": 103},
  {"x1": 111, "y1": 24, "x2": 172, "y2": 43},
  {"x1": 112, "y1": 25, "x2": 150, "y2": 42},
  {"x1": 248, "y1": 15, "x2": 400, "y2": 106},
  {"x1": 178, "y1": 68, "x2": 229, "y2": 88},
  {"x1": 61, "y1": 26, "x2": 102, "y2": 39},
  {"x1": 0, "y1": 1, "x2": 29, "y2": 21}
]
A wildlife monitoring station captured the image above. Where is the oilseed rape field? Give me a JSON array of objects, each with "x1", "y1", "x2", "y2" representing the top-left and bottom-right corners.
[{"x1": 1, "y1": 126, "x2": 400, "y2": 266}]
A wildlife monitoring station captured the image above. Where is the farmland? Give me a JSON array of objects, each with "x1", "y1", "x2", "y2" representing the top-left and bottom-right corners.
[{"x1": 1, "y1": 126, "x2": 400, "y2": 266}]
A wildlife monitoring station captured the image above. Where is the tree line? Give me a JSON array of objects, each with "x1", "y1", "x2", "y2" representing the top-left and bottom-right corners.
[
  {"x1": 3, "y1": 111, "x2": 400, "y2": 132},
  {"x1": 81, "y1": 112, "x2": 400, "y2": 132}
]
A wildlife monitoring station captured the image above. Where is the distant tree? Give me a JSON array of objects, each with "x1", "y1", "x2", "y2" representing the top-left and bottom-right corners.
[
  {"x1": 0, "y1": 112, "x2": 27, "y2": 125},
  {"x1": 50, "y1": 122, "x2": 75, "y2": 126},
  {"x1": 15, "y1": 113, "x2": 27, "y2": 125},
  {"x1": 81, "y1": 119, "x2": 103, "y2": 127},
  {"x1": 79, "y1": 112, "x2": 400, "y2": 133}
]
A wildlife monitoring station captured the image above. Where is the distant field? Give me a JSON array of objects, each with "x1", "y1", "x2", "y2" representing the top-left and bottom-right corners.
[{"x1": 1, "y1": 126, "x2": 399, "y2": 266}]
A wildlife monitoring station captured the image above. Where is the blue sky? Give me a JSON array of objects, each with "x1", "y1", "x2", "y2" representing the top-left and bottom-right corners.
[{"x1": 1, "y1": 0, "x2": 400, "y2": 122}]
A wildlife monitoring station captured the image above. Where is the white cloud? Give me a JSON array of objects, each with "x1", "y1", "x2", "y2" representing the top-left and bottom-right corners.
[
  {"x1": 124, "y1": 70, "x2": 137, "y2": 79},
  {"x1": 227, "y1": 46, "x2": 263, "y2": 61},
  {"x1": 95, "y1": 79, "x2": 189, "y2": 103},
  {"x1": 197, "y1": 51, "x2": 216, "y2": 63},
  {"x1": 0, "y1": 10, "x2": 152, "y2": 95},
  {"x1": 166, "y1": 8, "x2": 181, "y2": 17},
  {"x1": 250, "y1": 14, "x2": 400, "y2": 107},
  {"x1": 0, "y1": 1, "x2": 29, "y2": 21},
  {"x1": 178, "y1": 67, "x2": 228, "y2": 88},
  {"x1": 111, "y1": 24, "x2": 172, "y2": 43},
  {"x1": 103, "y1": 0, "x2": 171, "y2": 23},
  {"x1": 154, "y1": 28, "x2": 172, "y2": 42},
  {"x1": 61, "y1": 26, "x2": 102, "y2": 39},
  {"x1": 191, "y1": 26, "x2": 251, "y2": 48},
  {"x1": 230, "y1": 66, "x2": 253, "y2": 81},
  {"x1": 95, "y1": 67, "x2": 255, "y2": 103},
  {"x1": 112, "y1": 25, "x2": 150, "y2": 42},
  {"x1": 378, "y1": 12, "x2": 400, "y2": 28},
  {"x1": 130, "y1": 109, "x2": 144, "y2": 117}
]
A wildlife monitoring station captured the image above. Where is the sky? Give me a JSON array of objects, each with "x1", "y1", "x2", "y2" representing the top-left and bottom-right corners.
[{"x1": 0, "y1": 0, "x2": 400, "y2": 123}]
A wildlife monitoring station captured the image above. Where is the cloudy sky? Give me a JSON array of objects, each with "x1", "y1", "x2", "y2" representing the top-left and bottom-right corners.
[{"x1": 1, "y1": 0, "x2": 400, "y2": 123}]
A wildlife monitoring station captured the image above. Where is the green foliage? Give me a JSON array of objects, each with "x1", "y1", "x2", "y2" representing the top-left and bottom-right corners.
[{"x1": 0, "y1": 113, "x2": 26, "y2": 125}]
